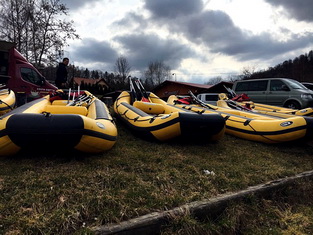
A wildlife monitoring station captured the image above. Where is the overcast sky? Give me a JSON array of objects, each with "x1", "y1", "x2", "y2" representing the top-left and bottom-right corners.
[{"x1": 60, "y1": 0, "x2": 313, "y2": 83}]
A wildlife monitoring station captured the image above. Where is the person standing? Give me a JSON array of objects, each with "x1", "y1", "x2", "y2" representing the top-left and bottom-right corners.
[{"x1": 55, "y1": 57, "x2": 69, "y2": 89}]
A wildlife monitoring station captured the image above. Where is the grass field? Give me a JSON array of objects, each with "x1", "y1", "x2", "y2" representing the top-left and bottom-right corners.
[
  {"x1": 1, "y1": 119, "x2": 313, "y2": 234},
  {"x1": 161, "y1": 179, "x2": 313, "y2": 234}
]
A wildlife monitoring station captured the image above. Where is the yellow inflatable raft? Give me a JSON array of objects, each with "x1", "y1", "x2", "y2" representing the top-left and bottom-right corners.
[
  {"x1": 220, "y1": 93, "x2": 313, "y2": 117},
  {"x1": 249, "y1": 102, "x2": 313, "y2": 117},
  {"x1": 168, "y1": 93, "x2": 313, "y2": 144},
  {"x1": 114, "y1": 91, "x2": 225, "y2": 141},
  {"x1": 0, "y1": 90, "x2": 117, "y2": 156},
  {"x1": 0, "y1": 88, "x2": 15, "y2": 115}
]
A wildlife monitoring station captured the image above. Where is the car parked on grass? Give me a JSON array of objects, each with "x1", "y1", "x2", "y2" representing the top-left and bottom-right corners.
[
  {"x1": 232, "y1": 78, "x2": 313, "y2": 109},
  {"x1": 196, "y1": 93, "x2": 220, "y2": 105}
]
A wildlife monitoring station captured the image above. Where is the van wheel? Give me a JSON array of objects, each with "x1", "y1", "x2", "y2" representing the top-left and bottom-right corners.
[{"x1": 284, "y1": 101, "x2": 301, "y2": 110}]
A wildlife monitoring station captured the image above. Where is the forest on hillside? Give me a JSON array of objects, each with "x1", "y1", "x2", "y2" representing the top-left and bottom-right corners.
[{"x1": 245, "y1": 50, "x2": 313, "y2": 82}]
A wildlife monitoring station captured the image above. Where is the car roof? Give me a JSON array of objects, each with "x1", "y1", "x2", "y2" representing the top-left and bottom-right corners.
[{"x1": 235, "y1": 78, "x2": 293, "y2": 82}]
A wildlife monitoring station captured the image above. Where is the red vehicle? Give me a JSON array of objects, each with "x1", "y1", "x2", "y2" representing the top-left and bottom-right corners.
[{"x1": 0, "y1": 41, "x2": 57, "y2": 105}]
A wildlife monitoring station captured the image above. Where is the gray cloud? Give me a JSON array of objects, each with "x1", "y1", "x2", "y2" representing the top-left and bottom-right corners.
[
  {"x1": 161, "y1": 9, "x2": 313, "y2": 61},
  {"x1": 114, "y1": 33, "x2": 196, "y2": 70},
  {"x1": 68, "y1": 0, "x2": 313, "y2": 77},
  {"x1": 113, "y1": 12, "x2": 147, "y2": 30},
  {"x1": 264, "y1": 0, "x2": 313, "y2": 22},
  {"x1": 70, "y1": 38, "x2": 118, "y2": 65},
  {"x1": 111, "y1": 2, "x2": 313, "y2": 71},
  {"x1": 182, "y1": 10, "x2": 240, "y2": 45},
  {"x1": 60, "y1": 0, "x2": 101, "y2": 10},
  {"x1": 145, "y1": 0, "x2": 203, "y2": 19},
  {"x1": 220, "y1": 32, "x2": 313, "y2": 61}
]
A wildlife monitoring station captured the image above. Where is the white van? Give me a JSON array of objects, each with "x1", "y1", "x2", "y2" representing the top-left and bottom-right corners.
[
  {"x1": 232, "y1": 78, "x2": 313, "y2": 109},
  {"x1": 196, "y1": 93, "x2": 219, "y2": 105}
]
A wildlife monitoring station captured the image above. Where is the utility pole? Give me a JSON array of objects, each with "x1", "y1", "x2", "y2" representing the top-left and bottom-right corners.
[{"x1": 172, "y1": 73, "x2": 176, "y2": 81}]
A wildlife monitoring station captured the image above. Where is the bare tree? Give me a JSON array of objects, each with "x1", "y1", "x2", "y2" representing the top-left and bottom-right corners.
[
  {"x1": 144, "y1": 60, "x2": 171, "y2": 88},
  {"x1": 242, "y1": 66, "x2": 256, "y2": 79},
  {"x1": 0, "y1": 0, "x2": 79, "y2": 67},
  {"x1": 0, "y1": 0, "x2": 30, "y2": 52},
  {"x1": 114, "y1": 56, "x2": 131, "y2": 85},
  {"x1": 205, "y1": 76, "x2": 222, "y2": 85},
  {"x1": 227, "y1": 74, "x2": 243, "y2": 83}
]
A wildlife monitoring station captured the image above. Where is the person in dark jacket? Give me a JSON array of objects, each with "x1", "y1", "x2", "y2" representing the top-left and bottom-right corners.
[{"x1": 55, "y1": 57, "x2": 69, "y2": 88}]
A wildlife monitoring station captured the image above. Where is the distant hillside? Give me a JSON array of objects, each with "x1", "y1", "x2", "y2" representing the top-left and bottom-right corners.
[{"x1": 246, "y1": 50, "x2": 313, "y2": 82}]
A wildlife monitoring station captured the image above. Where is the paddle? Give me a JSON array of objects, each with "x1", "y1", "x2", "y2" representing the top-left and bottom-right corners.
[
  {"x1": 129, "y1": 77, "x2": 137, "y2": 99},
  {"x1": 66, "y1": 90, "x2": 92, "y2": 106},
  {"x1": 188, "y1": 90, "x2": 217, "y2": 110},
  {"x1": 67, "y1": 88, "x2": 71, "y2": 104},
  {"x1": 137, "y1": 79, "x2": 150, "y2": 102},
  {"x1": 223, "y1": 85, "x2": 237, "y2": 98},
  {"x1": 134, "y1": 78, "x2": 150, "y2": 102},
  {"x1": 220, "y1": 86, "x2": 253, "y2": 111}
]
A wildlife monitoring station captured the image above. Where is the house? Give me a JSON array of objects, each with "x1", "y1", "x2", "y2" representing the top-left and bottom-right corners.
[
  {"x1": 152, "y1": 80, "x2": 233, "y2": 99},
  {"x1": 72, "y1": 77, "x2": 109, "y2": 90}
]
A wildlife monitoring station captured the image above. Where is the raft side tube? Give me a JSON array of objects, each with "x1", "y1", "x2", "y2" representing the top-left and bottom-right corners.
[
  {"x1": 94, "y1": 99, "x2": 111, "y2": 120},
  {"x1": 6, "y1": 113, "x2": 84, "y2": 149},
  {"x1": 178, "y1": 112, "x2": 225, "y2": 140},
  {"x1": 133, "y1": 101, "x2": 165, "y2": 114}
]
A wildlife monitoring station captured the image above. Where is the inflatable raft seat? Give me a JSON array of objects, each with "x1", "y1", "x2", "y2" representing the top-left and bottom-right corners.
[
  {"x1": 217, "y1": 100, "x2": 229, "y2": 108},
  {"x1": 44, "y1": 105, "x2": 88, "y2": 115},
  {"x1": 51, "y1": 100, "x2": 68, "y2": 106},
  {"x1": 133, "y1": 101, "x2": 165, "y2": 114}
]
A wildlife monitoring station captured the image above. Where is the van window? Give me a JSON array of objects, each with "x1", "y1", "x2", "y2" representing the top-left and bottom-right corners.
[
  {"x1": 270, "y1": 80, "x2": 287, "y2": 91},
  {"x1": 21, "y1": 67, "x2": 43, "y2": 85},
  {"x1": 285, "y1": 79, "x2": 307, "y2": 89},
  {"x1": 205, "y1": 94, "x2": 219, "y2": 101},
  {"x1": 235, "y1": 80, "x2": 268, "y2": 92}
]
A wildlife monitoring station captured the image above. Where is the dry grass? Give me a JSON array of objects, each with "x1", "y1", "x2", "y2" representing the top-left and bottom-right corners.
[
  {"x1": 161, "y1": 179, "x2": 313, "y2": 234},
  {"x1": 0, "y1": 119, "x2": 313, "y2": 234}
]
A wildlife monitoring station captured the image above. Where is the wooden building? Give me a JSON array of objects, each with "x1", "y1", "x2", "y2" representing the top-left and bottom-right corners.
[
  {"x1": 152, "y1": 80, "x2": 233, "y2": 99},
  {"x1": 72, "y1": 77, "x2": 109, "y2": 90}
]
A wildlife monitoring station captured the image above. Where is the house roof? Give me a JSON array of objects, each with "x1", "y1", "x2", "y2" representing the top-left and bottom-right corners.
[
  {"x1": 152, "y1": 80, "x2": 234, "y2": 99},
  {"x1": 73, "y1": 77, "x2": 108, "y2": 88}
]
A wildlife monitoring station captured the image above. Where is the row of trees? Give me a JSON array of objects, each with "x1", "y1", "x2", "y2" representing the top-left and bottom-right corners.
[
  {"x1": 113, "y1": 56, "x2": 172, "y2": 90},
  {"x1": 41, "y1": 57, "x2": 173, "y2": 92},
  {"x1": 43, "y1": 47, "x2": 312, "y2": 92},
  {"x1": 45, "y1": 48, "x2": 313, "y2": 92},
  {"x1": 244, "y1": 51, "x2": 313, "y2": 82}
]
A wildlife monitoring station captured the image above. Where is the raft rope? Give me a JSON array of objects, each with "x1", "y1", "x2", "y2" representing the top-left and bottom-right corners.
[
  {"x1": 116, "y1": 92, "x2": 281, "y2": 142},
  {"x1": 176, "y1": 94, "x2": 280, "y2": 142},
  {"x1": 184, "y1": 105, "x2": 288, "y2": 142},
  {"x1": 0, "y1": 88, "x2": 14, "y2": 111},
  {"x1": 115, "y1": 94, "x2": 161, "y2": 123},
  {"x1": 116, "y1": 104, "x2": 159, "y2": 123},
  {"x1": 0, "y1": 99, "x2": 14, "y2": 111}
]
